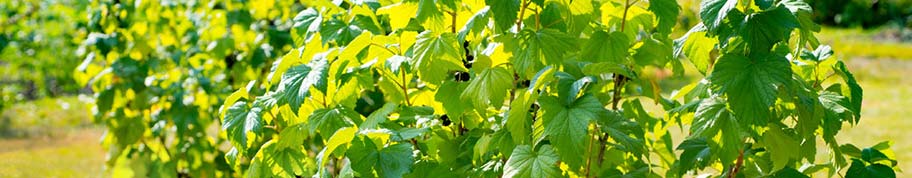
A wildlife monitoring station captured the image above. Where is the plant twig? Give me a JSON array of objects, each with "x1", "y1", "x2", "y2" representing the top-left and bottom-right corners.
[
  {"x1": 450, "y1": 11, "x2": 457, "y2": 33},
  {"x1": 516, "y1": 0, "x2": 529, "y2": 32},
  {"x1": 535, "y1": 6, "x2": 541, "y2": 30},
  {"x1": 611, "y1": 0, "x2": 633, "y2": 110},
  {"x1": 601, "y1": 0, "x2": 635, "y2": 172},
  {"x1": 400, "y1": 65, "x2": 412, "y2": 106},
  {"x1": 728, "y1": 148, "x2": 746, "y2": 178},
  {"x1": 584, "y1": 131, "x2": 596, "y2": 177}
]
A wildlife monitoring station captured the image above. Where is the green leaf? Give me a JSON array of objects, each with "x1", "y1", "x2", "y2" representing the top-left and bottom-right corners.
[
  {"x1": 398, "y1": 106, "x2": 435, "y2": 124},
  {"x1": 308, "y1": 105, "x2": 359, "y2": 137},
  {"x1": 411, "y1": 31, "x2": 467, "y2": 85},
  {"x1": 600, "y1": 2, "x2": 655, "y2": 39},
  {"x1": 385, "y1": 55, "x2": 411, "y2": 75},
  {"x1": 414, "y1": 0, "x2": 444, "y2": 23},
  {"x1": 351, "y1": 15, "x2": 384, "y2": 35},
  {"x1": 292, "y1": 8, "x2": 322, "y2": 46},
  {"x1": 222, "y1": 101, "x2": 263, "y2": 150},
  {"x1": 317, "y1": 127, "x2": 358, "y2": 176},
  {"x1": 648, "y1": 0, "x2": 680, "y2": 34},
  {"x1": 835, "y1": 61, "x2": 863, "y2": 121},
  {"x1": 632, "y1": 35, "x2": 674, "y2": 67},
  {"x1": 246, "y1": 141, "x2": 309, "y2": 178},
  {"x1": 770, "y1": 167, "x2": 810, "y2": 178},
  {"x1": 709, "y1": 53, "x2": 791, "y2": 125},
  {"x1": 220, "y1": 83, "x2": 250, "y2": 119},
  {"x1": 506, "y1": 90, "x2": 536, "y2": 144},
  {"x1": 562, "y1": 0, "x2": 593, "y2": 15},
  {"x1": 528, "y1": 65, "x2": 557, "y2": 93},
  {"x1": 539, "y1": 94, "x2": 602, "y2": 167},
  {"x1": 676, "y1": 138, "x2": 713, "y2": 175},
  {"x1": 674, "y1": 25, "x2": 717, "y2": 74},
  {"x1": 404, "y1": 161, "x2": 458, "y2": 178},
  {"x1": 341, "y1": 32, "x2": 373, "y2": 62},
  {"x1": 738, "y1": 5, "x2": 798, "y2": 53},
  {"x1": 580, "y1": 30, "x2": 629, "y2": 63},
  {"x1": 861, "y1": 148, "x2": 891, "y2": 164},
  {"x1": 846, "y1": 159, "x2": 896, "y2": 178},
  {"x1": 392, "y1": 128, "x2": 429, "y2": 142},
  {"x1": 276, "y1": 124, "x2": 308, "y2": 149},
  {"x1": 819, "y1": 90, "x2": 851, "y2": 137},
  {"x1": 111, "y1": 116, "x2": 145, "y2": 147},
  {"x1": 95, "y1": 89, "x2": 114, "y2": 115},
  {"x1": 603, "y1": 119, "x2": 647, "y2": 155},
  {"x1": 781, "y1": 0, "x2": 821, "y2": 48},
  {"x1": 503, "y1": 145, "x2": 561, "y2": 178},
  {"x1": 486, "y1": 0, "x2": 520, "y2": 33},
  {"x1": 555, "y1": 75, "x2": 596, "y2": 106},
  {"x1": 800, "y1": 45, "x2": 833, "y2": 62},
  {"x1": 699, "y1": 0, "x2": 739, "y2": 31},
  {"x1": 513, "y1": 29, "x2": 579, "y2": 79},
  {"x1": 270, "y1": 50, "x2": 302, "y2": 86},
  {"x1": 436, "y1": 81, "x2": 472, "y2": 117},
  {"x1": 582, "y1": 62, "x2": 634, "y2": 77},
  {"x1": 473, "y1": 134, "x2": 495, "y2": 162},
  {"x1": 347, "y1": 137, "x2": 415, "y2": 178},
  {"x1": 458, "y1": 6, "x2": 491, "y2": 41},
  {"x1": 539, "y1": 3, "x2": 569, "y2": 31},
  {"x1": 321, "y1": 18, "x2": 363, "y2": 46},
  {"x1": 361, "y1": 103, "x2": 398, "y2": 130},
  {"x1": 460, "y1": 67, "x2": 513, "y2": 112},
  {"x1": 691, "y1": 98, "x2": 730, "y2": 137},
  {"x1": 691, "y1": 97, "x2": 743, "y2": 163},
  {"x1": 762, "y1": 124, "x2": 800, "y2": 172},
  {"x1": 277, "y1": 57, "x2": 329, "y2": 112}
]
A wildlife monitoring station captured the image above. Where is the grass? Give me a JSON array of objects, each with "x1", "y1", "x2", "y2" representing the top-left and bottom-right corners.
[
  {"x1": 0, "y1": 97, "x2": 96, "y2": 138},
  {"x1": 0, "y1": 129, "x2": 106, "y2": 177},
  {"x1": 0, "y1": 96, "x2": 107, "y2": 177},
  {"x1": 818, "y1": 27, "x2": 912, "y2": 60}
]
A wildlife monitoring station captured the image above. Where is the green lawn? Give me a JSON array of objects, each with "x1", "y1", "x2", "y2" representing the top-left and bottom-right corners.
[
  {"x1": 0, "y1": 97, "x2": 107, "y2": 177},
  {"x1": 819, "y1": 27, "x2": 912, "y2": 60},
  {"x1": 0, "y1": 129, "x2": 106, "y2": 177}
]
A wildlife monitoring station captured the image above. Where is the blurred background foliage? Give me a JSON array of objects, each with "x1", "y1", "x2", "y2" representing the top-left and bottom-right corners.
[
  {"x1": 807, "y1": 0, "x2": 912, "y2": 29},
  {"x1": 1, "y1": 0, "x2": 89, "y2": 106}
]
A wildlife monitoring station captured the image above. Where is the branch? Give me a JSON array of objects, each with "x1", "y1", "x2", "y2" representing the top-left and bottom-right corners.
[
  {"x1": 727, "y1": 148, "x2": 746, "y2": 178},
  {"x1": 516, "y1": 0, "x2": 529, "y2": 32},
  {"x1": 620, "y1": 0, "x2": 632, "y2": 31},
  {"x1": 266, "y1": 111, "x2": 281, "y2": 132},
  {"x1": 603, "y1": 0, "x2": 635, "y2": 172},
  {"x1": 584, "y1": 131, "x2": 597, "y2": 177},
  {"x1": 449, "y1": 11, "x2": 457, "y2": 33},
  {"x1": 611, "y1": 0, "x2": 634, "y2": 110},
  {"x1": 400, "y1": 65, "x2": 412, "y2": 106},
  {"x1": 534, "y1": 6, "x2": 541, "y2": 30}
]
